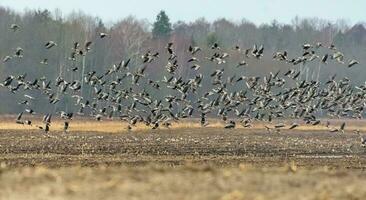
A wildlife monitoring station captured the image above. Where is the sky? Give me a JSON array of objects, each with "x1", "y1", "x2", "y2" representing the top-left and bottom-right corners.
[{"x1": 1, "y1": 0, "x2": 365, "y2": 25}]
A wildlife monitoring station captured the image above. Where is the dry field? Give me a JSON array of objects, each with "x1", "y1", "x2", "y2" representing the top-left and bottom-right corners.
[{"x1": 1, "y1": 117, "x2": 366, "y2": 200}]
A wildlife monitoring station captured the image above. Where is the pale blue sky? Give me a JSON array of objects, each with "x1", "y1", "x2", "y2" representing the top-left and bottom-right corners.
[{"x1": 1, "y1": 0, "x2": 365, "y2": 25}]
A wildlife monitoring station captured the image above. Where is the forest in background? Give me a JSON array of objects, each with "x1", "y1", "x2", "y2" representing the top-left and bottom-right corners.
[{"x1": 0, "y1": 6, "x2": 365, "y2": 114}]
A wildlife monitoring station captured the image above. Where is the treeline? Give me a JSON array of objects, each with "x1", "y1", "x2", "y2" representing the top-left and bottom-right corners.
[{"x1": 0, "y1": 6, "x2": 365, "y2": 114}]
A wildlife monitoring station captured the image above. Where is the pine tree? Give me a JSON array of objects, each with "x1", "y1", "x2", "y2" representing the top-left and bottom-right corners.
[{"x1": 152, "y1": 10, "x2": 172, "y2": 38}]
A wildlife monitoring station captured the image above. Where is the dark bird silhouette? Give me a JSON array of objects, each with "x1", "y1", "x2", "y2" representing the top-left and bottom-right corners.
[
  {"x1": 348, "y1": 59, "x2": 359, "y2": 68},
  {"x1": 64, "y1": 121, "x2": 69, "y2": 132},
  {"x1": 100, "y1": 32, "x2": 108, "y2": 38},
  {"x1": 45, "y1": 41, "x2": 57, "y2": 49}
]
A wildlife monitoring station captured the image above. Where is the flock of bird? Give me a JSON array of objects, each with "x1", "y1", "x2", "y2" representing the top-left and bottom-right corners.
[{"x1": 1, "y1": 23, "x2": 366, "y2": 146}]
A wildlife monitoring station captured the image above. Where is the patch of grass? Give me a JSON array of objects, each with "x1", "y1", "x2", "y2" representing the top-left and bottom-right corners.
[{"x1": 1, "y1": 117, "x2": 366, "y2": 133}]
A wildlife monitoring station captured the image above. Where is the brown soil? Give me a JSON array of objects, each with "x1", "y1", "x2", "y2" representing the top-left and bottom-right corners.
[{"x1": 0, "y1": 127, "x2": 366, "y2": 199}]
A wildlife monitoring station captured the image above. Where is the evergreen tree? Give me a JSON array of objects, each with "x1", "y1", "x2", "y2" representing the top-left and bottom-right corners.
[{"x1": 152, "y1": 10, "x2": 172, "y2": 38}]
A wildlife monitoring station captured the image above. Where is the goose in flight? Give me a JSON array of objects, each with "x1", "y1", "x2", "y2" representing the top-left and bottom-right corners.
[
  {"x1": 15, "y1": 47, "x2": 24, "y2": 57},
  {"x1": 45, "y1": 41, "x2": 57, "y2": 49},
  {"x1": 84, "y1": 41, "x2": 92, "y2": 52},
  {"x1": 3, "y1": 55, "x2": 12, "y2": 63},
  {"x1": 10, "y1": 24, "x2": 20, "y2": 32},
  {"x1": 288, "y1": 123, "x2": 299, "y2": 130},
  {"x1": 15, "y1": 112, "x2": 23, "y2": 123},
  {"x1": 188, "y1": 45, "x2": 201, "y2": 55},
  {"x1": 40, "y1": 59, "x2": 48, "y2": 65},
  {"x1": 348, "y1": 59, "x2": 359, "y2": 68},
  {"x1": 237, "y1": 60, "x2": 247, "y2": 67},
  {"x1": 64, "y1": 121, "x2": 69, "y2": 133},
  {"x1": 100, "y1": 32, "x2": 108, "y2": 38},
  {"x1": 224, "y1": 120, "x2": 236, "y2": 129}
]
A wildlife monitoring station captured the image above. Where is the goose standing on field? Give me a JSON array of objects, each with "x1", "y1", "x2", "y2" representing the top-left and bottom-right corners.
[{"x1": 237, "y1": 60, "x2": 247, "y2": 67}]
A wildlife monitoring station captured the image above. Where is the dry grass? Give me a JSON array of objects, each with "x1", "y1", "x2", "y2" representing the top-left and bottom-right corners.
[
  {"x1": 1, "y1": 117, "x2": 366, "y2": 133},
  {"x1": 1, "y1": 163, "x2": 366, "y2": 200}
]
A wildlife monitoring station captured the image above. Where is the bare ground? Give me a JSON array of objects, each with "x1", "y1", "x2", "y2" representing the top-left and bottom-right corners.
[{"x1": 1, "y1": 127, "x2": 366, "y2": 199}]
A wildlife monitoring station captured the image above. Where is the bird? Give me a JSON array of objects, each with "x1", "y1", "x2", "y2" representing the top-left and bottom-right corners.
[
  {"x1": 201, "y1": 113, "x2": 209, "y2": 127},
  {"x1": 312, "y1": 120, "x2": 321, "y2": 126},
  {"x1": 40, "y1": 59, "x2": 48, "y2": 65},
  {"x1": 100, "y1": 32, "x2": 108, "y2": 38},
  {"x1": 340, "y1": 122, "x2": 346, "y2": 133},
  {"x1": 264, "y1": 125, "x2": 272, "y2": 134},
  {"x1": 321, "y1": 54, "x2": 328, "y2": 64},
  {"x1": 224, "y1": 120, "x2": 235, "y2": 129},
  {"x1": 348, "y1": 59, "x2": 359, "y2": 68},
  {"x1": 24, "y1": 120, "x2": 32, "y2": 126},
  {"x1": 45, "y1": 41, "x2": 57, "y2": 49},
  {"x1": 10, "y1": 24, "x2": 20, "y2": 32},
  {"x1": 24, "y1": 94, "x2": 35, "y2": 100},
  {"x1": 274, "y1": 123, "x2": 285, "y2": 129},
  {"x1": 191, "y1": 64, "x2": 201, "y2": 70},
  {"x1": 85, "y1": 41, "x2": 93, "y2": 52},
  {"x1": 37, "y1": 124, "x2": 49, "y2": 133},
  {"x1": 289, "y1": 123, "x2": 299, "y2": 130},
  {"x1": 188, "y1": 45, "x2": 201, "y2": 55},
  {"x1": 237, "y1": 60, "x2": 247, "y2": 67},
  {"x1": 211, "y1": 42, "x2": 219, "y2": 49},
  {"x1": 95, "y1": 114, "x2": 102, "y2": 121},
  {"x1": 188, "y1": 57, "x2": 199, "y2": 62},
  {"x1": 63, "y1": 121, "x2": 69, "y2": 132},
  {"x1": 127, "y1": 124, "x2": 132, "y2": 131},
  {"x1": 43, "y1": 114, "x2": 52, "y2": 125},
  {"x1": 18, "y1": 100, "x2": 29, "y2": 105},
  {"x1": 329, "y1": 123, "x2": 346, "y2": 133},
  {"x1": 302, "y1": 43, "x2": 312, "y2": 50},
  {"x1": 329, "y1": 43, "x2": 336, "y2": 50},
  {"x1": 25, "y1": 108, "x2": 35, "y2": 115},
  {"x1": 14, "y1": 47, "x2": 23, "y2": 57},
  {"x1": 3, "y1": 55, "x2": 12, "y2": 62}
]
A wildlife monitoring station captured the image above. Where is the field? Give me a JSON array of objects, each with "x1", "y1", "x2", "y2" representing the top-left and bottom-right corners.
[{"x1": 1, "y1": 117, "x2": 366, "y2": 200}]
